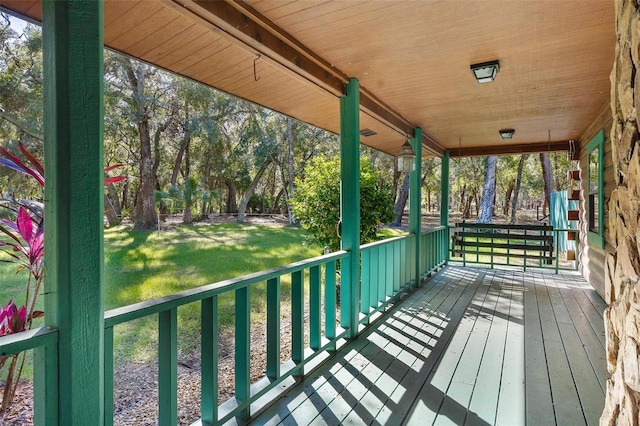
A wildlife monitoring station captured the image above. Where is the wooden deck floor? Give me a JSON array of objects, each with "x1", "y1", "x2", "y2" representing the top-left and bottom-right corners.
[{"x1": 247, "y1": 266, "x2": 607, "y2": 426}]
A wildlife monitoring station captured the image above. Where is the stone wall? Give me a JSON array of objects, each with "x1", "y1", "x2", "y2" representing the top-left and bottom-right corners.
[{"x1": 601, "y1": 0, "x2": 640, "y2": 424}]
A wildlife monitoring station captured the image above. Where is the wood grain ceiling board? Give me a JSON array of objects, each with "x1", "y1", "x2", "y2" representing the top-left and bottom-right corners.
[
  {"x1": 0, "y1": 0, "x2": 615, "y2": 157},
  {"x1": 245, "y1": 0, "x2": 615, "y2": 150}
]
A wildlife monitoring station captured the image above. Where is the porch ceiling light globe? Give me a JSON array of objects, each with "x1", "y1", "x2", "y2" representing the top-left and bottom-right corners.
[
  {"x1": 499, "y1": 128, "x2": 515, "y2": 140},
  {"x1": 470, "y1": 60, "x2": 500, "y2": 83},
  {"x1": 397, "y1": 139, "x2": 416, "y2": 173}
]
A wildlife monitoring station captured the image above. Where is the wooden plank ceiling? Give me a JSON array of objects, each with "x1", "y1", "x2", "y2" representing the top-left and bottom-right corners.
[{"x1": 0, "y1": 0, "x2": 615, "y2": 158}]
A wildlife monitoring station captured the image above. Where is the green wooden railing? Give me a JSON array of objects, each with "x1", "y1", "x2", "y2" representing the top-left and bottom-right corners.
[
  {"x1": 0, "y1": 228, "x2": 449, "y2": 425},
  {"x1": 0, "y1": 327, "x2": 58, "y2": 424},
  {"x1": 104, "y1": 250, "x2": 348, "y2": 426},
  {"x1": 360, "y1": 226, "x2": 448, "y2": 324}
]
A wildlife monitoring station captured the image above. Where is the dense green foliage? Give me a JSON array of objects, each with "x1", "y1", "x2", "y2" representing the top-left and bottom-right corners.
[{"x1": 291, "y1": 156, "x2": 394, "y2": 250}]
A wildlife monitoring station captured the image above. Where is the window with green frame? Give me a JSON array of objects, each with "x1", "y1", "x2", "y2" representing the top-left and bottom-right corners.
[{"x1": 586, "y1": 129, "x2": 605, "y2": 248}]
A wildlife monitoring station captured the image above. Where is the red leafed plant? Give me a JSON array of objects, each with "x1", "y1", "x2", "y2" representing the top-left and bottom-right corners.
[{"x1": 0, "y1": 143, "x2": 124, "y2": 411}]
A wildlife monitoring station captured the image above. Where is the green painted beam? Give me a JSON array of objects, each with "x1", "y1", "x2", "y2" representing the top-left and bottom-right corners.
[
  {"x1": 340, "y1": 78, "x2": 361, "y2": 339},
  {"x1": 42, "y1": 1, "x2": 104, "y2": 423},
  {"x1": 410, "y1": 128, "x2": 422, "y2": 285}
]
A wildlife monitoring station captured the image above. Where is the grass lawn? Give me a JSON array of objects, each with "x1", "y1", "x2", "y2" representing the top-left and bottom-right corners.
[{"x1": 0, "y1": 222, "x2": 407, "y2": 366}]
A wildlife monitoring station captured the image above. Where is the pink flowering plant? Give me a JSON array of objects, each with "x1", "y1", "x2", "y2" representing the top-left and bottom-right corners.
[
  {"x1": 0, "y1": 143, "x2": 124, "y2": 410},
  {"x1": 0, "y1": 144, "x2": 46, "y2": 410}
]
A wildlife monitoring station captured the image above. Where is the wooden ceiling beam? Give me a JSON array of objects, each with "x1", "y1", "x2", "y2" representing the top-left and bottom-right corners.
[
  {"x1": 170, "y1": 0, "x2": 444, "y2": 156},
  {"x1": 449, "y1": 140, "x2": 570, "y2": 157}
]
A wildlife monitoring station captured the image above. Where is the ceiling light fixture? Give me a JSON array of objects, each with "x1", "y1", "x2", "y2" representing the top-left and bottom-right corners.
[
  {"x1": 499, "y1": 129, "x2": 515, "y2": 140},
  {"x1": 470, "y1": 60, "x2": 500, "y2": 83},
  {"x1": 397, "y1": 137, "x2": 416, "y2": 173}
]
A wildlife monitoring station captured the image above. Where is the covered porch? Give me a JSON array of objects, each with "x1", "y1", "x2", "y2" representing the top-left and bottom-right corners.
[
  {"x1": 245, "y1": 266, "x2": 606, "y2": 426},
  {"x1": 0, "y1": 0, "x2": 615, "y2": 425}
]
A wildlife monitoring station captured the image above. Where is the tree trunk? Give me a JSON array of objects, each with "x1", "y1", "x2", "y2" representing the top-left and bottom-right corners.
[
  {"x1": 510, "y1": 154, "x2": 528, "y2": 223},
  {"x1": 104, "y1": 177, "x2": 122, "y2": 226},
  {"x1": 477, "y1": 155, "x2": 498, "y2": 223},
  {"x1": 225, "y1": 178, "x2": 238, "y2": 213},
  {"x1": 503, "y1": 180, "x2": 515, "y2": 216},
  {"x1": 539, "y1": 152, "x2": 553, "y2": 217},
  {"x1": 459, "y1": 183, "x2": 466, "y2": 213},
  {"x1": 237, "y1": 161, "x2": 272, "y2": 223},
  {"x1": 392, "y1": 173, "x2": 410, "y2": 226},
  {"x1": 122, "y1": 60, "x2": 157, "y2": 230},
  {"x1": 171, "y1": 131, "x2": 192, "y2": 186},
  {"x1": 462, "y1": 194, "x2": 472, "y2": 218},
  {"x1": 286, "y1": 117, "x2": 296, "y2": 224},
  {"x1": 182, "y1": 142, "x2": 193, "y2": 224}
]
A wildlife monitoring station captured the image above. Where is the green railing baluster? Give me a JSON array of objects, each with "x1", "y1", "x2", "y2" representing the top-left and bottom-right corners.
[
  {"x1": 325, "y1": 261, "x2": 337, "y2": 351},
  {"x1": 361, "y1": 250, "x2": 371, "y2": 318},
  {"x1": 158, "y1": 308, "x2": 177, "y2": 426},
  {"x1": 386, "y1": 244, "x2": 393, "y2": 297},
  {"x1": 235, "y1": 286, "x2": 251, "y2": 419},
  {"x1": 34, "y1": 335, "x2": 59, "y2": 426},
  {"x1": 310, "y1": 266, "x2": 321, "y2": 350},
  {"x1": 394, "y1": 241, "x2": 401, "y2": 292},
  {"x1": 378, "y1": 245, "x2": 393, "y2": 300},
  {"x1": 371, "y1": 246, "x2": 379, "y2": 308},
  {"x1": 387, "y1": 243, "x2": 400, "y2": 295},
  {"x1": 524, "y1": 229, "x2": 528, "y2": 271},
  {"x1": 491, "y1": 231, "x2": 495, "y2": 269},
  {"x1": 104, "y1": 326, "x2": 114, "y2": 426},
  {"x1": 507, "y1": 228, "x2": 511, "y2": 266},
  {"x1": 555, "y1": 230, "x2": 560, "y2": 274},
  {"x1": 400, "y1": 241, "x2": 407, "y2": 288},
  {"x1": 266, "y1": 277, "x2": 281, "y2": 379},
  {"x1": 291, "y1": 270, "x2": 304, "y2": 376},
  {"x1": 201, "y1": 296, "x2": 218, "y2": 424}
]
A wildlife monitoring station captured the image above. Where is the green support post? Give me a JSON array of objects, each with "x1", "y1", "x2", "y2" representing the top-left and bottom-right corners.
[
  {"x1": 410, "y1": 128, "x2": 422, "y2": 286},
  {"x1": 440, "y1": 150, "x2": 450, "y2": 227},
  {"x1": 440, "y1": 150, "x2": 450, "y2": 264},
  {"x1": 340, "y1": 78, "x2": 361, "y2": 339},
  {"x1": 42, "y1": 1, "x2": 104, "y2": 424}
]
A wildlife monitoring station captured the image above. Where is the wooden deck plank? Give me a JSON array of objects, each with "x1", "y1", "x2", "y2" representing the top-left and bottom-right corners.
[
  {"x1": 400, "y1": 269, "x2": 487, "y2": 425},
  {"x1": 247, "y1": 267, "x2": 606, "y2": 426},
  {"x1": 546, "y1": 278, "x2": 605, "y2": 426},
  {"x1": 435, "y1": 273, "x2": 498, "y2": 425},
  {"x1": 467, "y1": 273, "x2": 514, "y2": 425},
  {"x1": 523, "y1": 272, "x2": 556, "y2": 425},
  {"x1": 558, "y1": 286, "x2": 608, "y2": 390},
  {"x1": 535, "y1": 273, "x2": 586, "y2": 426},
  {"x1": 378, "y1": 269, "x2": 485, "y2": 425},
  {"x1": 569, "y1": 283, "x2": 607, "y2": 348},
  {"x1": 356, "y1": 268, "x2": 472, "y2": 425},
  {"x1": 260, "y1": 266, "x2": 455, "y2": 424},
  {"x1": 495, "y1": 271, "x2": 526, "y2": 425}
]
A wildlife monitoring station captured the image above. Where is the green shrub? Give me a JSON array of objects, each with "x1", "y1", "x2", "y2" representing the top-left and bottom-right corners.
[{"x1": 291, "y1": 156, "x2": 394, "y2": 251}]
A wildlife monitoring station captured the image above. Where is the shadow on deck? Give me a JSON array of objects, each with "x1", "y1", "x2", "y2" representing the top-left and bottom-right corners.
[{"x1": 245, "y1": 266, "x2": 607, "y2": 426}]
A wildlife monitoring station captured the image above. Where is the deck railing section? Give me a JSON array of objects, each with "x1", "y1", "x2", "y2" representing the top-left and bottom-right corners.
[
  {"x1": 104, "y1": 250, "x2": 348, "y2": 426},
  {"x1": 0, "y1": 229, "x2": 449, "y2": 425},
  {"x1": 360, "y1": 226, "x2": 448, "y2": 324},
  {"x1": 0, "y1": 327, "x2": 58, "y2": 424}
]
